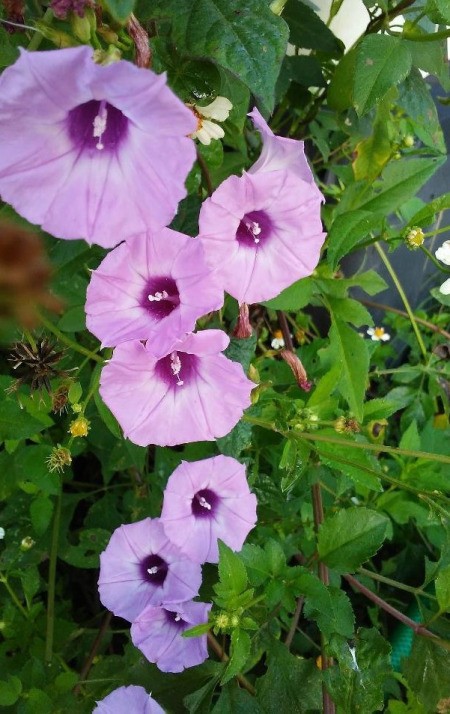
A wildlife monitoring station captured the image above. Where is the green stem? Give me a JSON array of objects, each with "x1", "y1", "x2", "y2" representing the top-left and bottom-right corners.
[
  {"x1": 374, "y1": 242, "x2": 427, "y2": 359},
  {"x1": 27, "y1": 7, "x2": 53, "y2": 50},
  {"x1": 397, "y1": 28, "x2": 450, "y2": 42},
  {"x1": 45, "y1": 489, "x2": 62, "y2": 663},
  {"x1": 358, "y1": 567, "x2": 438, "y2": 602},
  {"x1": 0, "y1": 574, "x2": 28, "y2": 618},
  {"x1": 38, "y1": 312, "x2": 104, "y2": 364},
  {"x1": 420, "y1": 245, "x2": 450, "y2": 273}
]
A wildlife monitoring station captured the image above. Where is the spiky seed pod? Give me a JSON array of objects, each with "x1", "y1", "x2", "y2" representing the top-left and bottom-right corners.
[{"x1": 8, "y1": 339, "x2": 66, "y2": 393}]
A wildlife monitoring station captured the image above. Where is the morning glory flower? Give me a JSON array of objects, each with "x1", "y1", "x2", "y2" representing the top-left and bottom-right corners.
[
  {"x1": 131, "y1": 600, "x2": 211, "y2": 673},
  {"x1": 198, "y1": 110, "x2": 325, "y2": 304},
  {"x1": 161, "y1": 455, "x2": 257, "y2": 563},
  {"x1": 93, "y1": 686, "x2": 164, "y2": 714},
  {"x1": 98, "y1": 518, "x2": 202, "y2": 622},
  {"x1": 99, "y1": 330, "x2": 254, "y2": 447},
  {"x1": 0, "y1": 46, "x2": 196, "y2": 248},
  {"x1": 85, "y1": 227, "x2": 223, "y2": 354}
]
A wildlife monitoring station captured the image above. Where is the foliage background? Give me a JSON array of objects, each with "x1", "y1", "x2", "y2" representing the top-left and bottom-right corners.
[{"x1": 1, "y1": 0, "x2": 450, "y2": 712}]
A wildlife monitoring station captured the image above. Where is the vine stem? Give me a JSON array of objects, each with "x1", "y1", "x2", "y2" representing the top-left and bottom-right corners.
[
  {"x1": 420, "y1": 245, "x2": 450, "y2": 273},
  {"x1": 45, "y1": 488, "x2": 62, "y2": 663},
  {"x1": 311, "y1": 484, "x2": 335, "y2": 714},
  {"x1": 358, "y1": 567, "x2": 437, "y2": 602},
  {"x1": 0, "y1": 574, "x2": 28, "y2": 618},
  {"x1": 38, "y1": 311, "x2": 104, "y2": 364},
  {"x1": 360, "y1": 298, "x2": 450, "y2": 341},
  {"x1": 284, "y1": 596, "x2": 305, "y2": 649},
  {"x1": 374, "y1": 242, "x2": 427, "y2": 359},
  {"x1": 196, "y1": 149, "x2": 213, "y2": 197},
  {"x1": 27, "y1": 7, "x2": 53, "y2": 50},
  {"x1": 73, "y1": 612, "x2": 113, "y2": 695},
  {"x1": 207, "y1": 633, "x2": 256, "y2": 695}
]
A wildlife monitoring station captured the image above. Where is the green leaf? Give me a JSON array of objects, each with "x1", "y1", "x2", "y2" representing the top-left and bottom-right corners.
[
  {"x1": 398, "y1": 68, "x2": 446, "y2": 154},
  {"x1": 326, "y1": 316, "x2": 370, "y2": 422},
  {"x1": 143, "y1": 0, "x2": 289, "y2": 113},
  {"x1": 297, "y1": 572, "x2": 354, "y2": 638},
  {"x1": 30, "y1": 495, "x2": 54, "y2": 536},
  {"x1": 221, "y1": 629, "x2": 251, "y2": 684},
  {"x1": 183, "y1": 622, "x2": 211, "y2": 638},
  {"x1": 403, "y1": 638, "x2": 450, "y2": 710},
  {"x1": 217, "y1": 420, "x2": 252, "y2": 457},
  {"x1": 94, "y1": 389, "x2": 122, "y2": 439},
  {"x1": 327, "y1": 210, "x2": 382, "y2": 269},
  {"x1": 0, "y1": 401, "x2": 46, "y2": 442},
  {"x1": 436, "y1": 564, "x2": 450, "y2": 612},
  {"x1": 285, "y1": 55, "x2": 326, "y2": 88},
  {"x1": 217, "y1": 541, "x2": 248, "y2": 595},
  {"x1": 0, "y1": 675, "x2": 22, "y2": 706},
  {"x1": 425, "y1": 0, "x2": 450, "y2": 22},
  {"x1": 357, "y1": 157, "x2": 446, "y2": 215},
  {"x1": 409, "y1": 192, "x2": 450, "y2": 227},
  {"x1": 57, "y1": 305, "x2": 86, "y2": 332},
  {"x1": 328, "y1": 47, "x2": 357, "y2": 111},
  {"x1": 262, "y1": 276, "x2": 314, "y2": 310},
  {"x1": 14, "y1": 445, "x2": 60, "y2": 495},
  {"x1": 225, "y1": 333, "x2": 257, "y2": 371},
  {"x1": 256, "y1": 639, "x2": 322, "y2": 712},
  {"x1": 283, "y1": 0, "x2": 343, "y2": 55},
  {"x1": 316, "y1": 438, "x2": 383, "y2": 492},
  {"x1": 104, "y1": 0, "x2": 135, "y2": 22},
  {"x1": 318, "y1": 507, "x2": 390, "y2": 572},
  {"x1": 363, "y1": 398, "x2": 401, "y2": 421},
  {"x1": 353, "y1": 94, "x2": 393, "y2": 181},
  {"x1": 399, "y1": 419, "x2": 421, "y2": 451},
  {"x1": 60, "y1": 528, "x2": 111, "y2": 568},
  {"x1": 326, "y1": 296, "x2": 373, "y2": 328},
  {"x1": 184, "y1": 675, "x2": 221, "y2": 714},
  {"x1": 213, "y1": 684, "x2": 262, "y2": 713},
  {"x1": 0, "y1": 27, "x2": 20, "y2": 67},
  {"x1": 354, "y1": 35, "x2": 412, "y2": 116}
]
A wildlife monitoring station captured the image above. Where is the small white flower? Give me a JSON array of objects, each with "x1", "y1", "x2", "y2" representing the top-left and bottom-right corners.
[
  {"x1": 367, "y1": 326, "x2": 390, "y2": 342},
  {"x1": 271, "y1": 336, "x2": 285, "y2": 349},
  {"x1": 439, "y1": 277, "x2": 450, "y2": 295},
  {"x1": 0, "y1": 527, "x2": 5, "y2": 540},
  {"x1": 191, "y1": 96, "x2": 232, "y2": 146},
  {"x1": 435, "y1": 240, "x2": 450, "y2": 266}
]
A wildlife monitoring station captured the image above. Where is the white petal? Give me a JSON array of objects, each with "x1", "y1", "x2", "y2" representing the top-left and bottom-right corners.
[
  {"x1": 440, "y1": 278, "x2": 450, "y2": 294},
  {"x1": 196, "y1": 97, "x2": 232, "y2": 121},
  {"x1": 435, "y1": 241, "x2": 450, "y2": 266}
]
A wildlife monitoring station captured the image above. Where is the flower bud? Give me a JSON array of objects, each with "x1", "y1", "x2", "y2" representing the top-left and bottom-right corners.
[
  {"x1": 334, "y1": 416, "x2": 360, "y2": 434},
  {"x1": 69, "y1": 416, "x2": 90, "y2": 437},
  {"x1": 404, "y1": 226, "x2": 424, "y2": 249},
  {"x1": 280, "y1": 349, "x2": 311, "y2": 391},
  {"x1": 71, "y1": 13, "x2": 91, "y2": 42},
  {"x1": 20, "y1": 536, "x2": 35, "y2": 551},
  {"x1": 233, "y1": 303, "x2": 252, "y2": 339}
]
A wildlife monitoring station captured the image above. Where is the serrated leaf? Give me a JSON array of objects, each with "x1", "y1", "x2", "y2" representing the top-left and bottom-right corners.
[
  {"x1": 30, "y1": 495, "x2": 54, "y2": 536},
  {"x1": 221, "y1": 629, "x2": 251, "y2": 684},
  {"x1": 403, "y1": 638, "x2": 450, "y2": 710},
  {"x1": 436, "y1": 564, "x2": 450, "y2": 612},
  {"x1": 363, "y1": 398, "x2": 400, "y2": 421},
  {"x1": 398, "y1": 68, "x2": 446, "y2": 154},
  {"x1": 327, "y1": 297, "x2": 373, "y2": 328},
  {"x1": 317, "y1": 439, "x2": 383, "y2": 492},
  {"x1": 262, "y1": 276, "x2": 314, "y2": 311},
  {"x1": 328, "y1": 47, "x2": 357, "y2": 111},
  {"x1": 283, "y1": 0, "x2": 343, "y2": 56},
  {"x1": 0, "y1": 676, "x2": 22, "y2": 706},
  {"x1": 354, "y1": 35, "x2": 412, "y2": 116},
  {"x1": 143, "y1": 0, "x2": 289, "y2": 113},
  {"x1": 213, "y1": 684, "x2": 262, "y2": 713},
  {"x1": 327, "y1": 210, "x2": 382, "y2": 269},
  {"x1": 318, "y1": 507, "x2": 390, "y2": 572},
  {"x1": 104, "y1": 0, "x2": 135, "y2": 22},
  {"x1": 298, "y1": 573, "x2": 354, "y2": 638},
  {"x1": 327, "y1": 316, "x2": 369, "y2": 421},
  {"x1": 0, "y1": 401, "x2": 46, "y2": 442},
  {"x1": 409, "y1": 191, "x2": 450, "y2": 227},
  {"x1": 225, "y1": 334, "x2": 257, "y2": 371}
]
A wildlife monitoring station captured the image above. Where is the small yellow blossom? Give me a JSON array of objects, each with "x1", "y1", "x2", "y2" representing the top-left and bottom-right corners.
[
  {"x1": 405, "y1": 226, "x2": 424, "y2": 249},
  {"x1": 367, "y1": 326, "x2": 390, "y2": 342},
  {"x1": 69, "y1": 416, "x2": 90, "y2": 438}
]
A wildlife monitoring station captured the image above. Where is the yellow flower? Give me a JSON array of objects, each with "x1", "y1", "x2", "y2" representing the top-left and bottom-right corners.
[{"x1": 69, "y1": 416, "x2": 90, "y2": 438}]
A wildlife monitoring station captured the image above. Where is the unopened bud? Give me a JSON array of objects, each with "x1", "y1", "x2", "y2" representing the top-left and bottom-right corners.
[
  {"x1": 215, "y1": 613, "x2": 230, "y2": 629},
  {"x1": 233, "y1": 303, "x2": 252, "y2": 339},
  {"x1": 270, "y1": 0, "x2": 288, "y2": 14},
  {"x1": 280, "y1": 349, "x2": 311, "y2": 391},
  {"x1": 334, "y1": 416, "x2": 360, "y2": 434},
  {"x1": 71, "y1": 13, "x2": 91, "y2": 41},
  {"x1": 20, "y1": 536, "x2": 35, "y2": 551},
  {"x1": 403, "y1": 135, "x2": 414, "y2": 148}
]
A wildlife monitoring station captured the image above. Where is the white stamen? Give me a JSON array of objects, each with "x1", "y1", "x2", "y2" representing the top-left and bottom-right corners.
[
  {"x1": 148, "y1": 290, "x2": 169, "y2": 302},
  {"x1": 93, "y1": 103, "x2": 108, "y2": 151},
  {"x1": 170, "y1": 351, "x2": 184, "y2": 386},
  {"x1": 244, "y1": 219, "x2": 261, "y2": 244},
  {"x1": 174, "y1": 613, "x2": 182, "y2": 622},
  {"x1": 196, "y1": 494, "x2": 212, "y2": 510},
  {"x1": 147, "y1": 566, "x2": 159, "y2": 575}
]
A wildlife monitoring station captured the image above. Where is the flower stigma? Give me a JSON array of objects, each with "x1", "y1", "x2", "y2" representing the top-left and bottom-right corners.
[
  {"x1": 170, "y1": 351, "x2": 184, "y2": 386},
  {"x1": 148, "y1": 290, "x2": 169, "y2": 302},
  {"x1": 93, "y1": 100, "x2": 108, "y2": 150}
]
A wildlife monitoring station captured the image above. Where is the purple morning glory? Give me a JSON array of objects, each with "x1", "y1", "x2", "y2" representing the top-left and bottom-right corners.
[
  {"x1": 93, "y1": 685, "x2": 164, "y2": 714},
  {"x1": 0, "y1": 47, "x2": 196, "y2": 248},
  {"x1": 98, "y1": 518, "x2": 202, "y2": 622},
  {"x1": 131, "y1": 600, "x2": 211, "y2": 673},
  {"x1": 161, "y1": 455, "x2": 257, "y2": 563},
  {"x1": 85, "y1": 228, "x2": 223, "y2": 354},
  {"x1": 198, "y1": 109, "x2": 325, "y2": 304},
  {"x1": 99, "y1": 330, "x2": 254, "y2": 447}
]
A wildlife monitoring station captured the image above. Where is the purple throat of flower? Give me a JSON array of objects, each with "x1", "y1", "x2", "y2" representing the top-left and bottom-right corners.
[
  {"x1": 155, "y1": 350, "x2": 197, "y2": 389},
  {"x1": 191, "y1": 488, "x2": 218, "y2": 518},
  {"x1": 67, "y1": 99, "x2": 129, "y2": 153},
  {"x1": 236, "y1": 210, "x2": 272, "y2": 248},
  {"x1": 143, "y1": 276, "x2": 181, "y2": 319},
  {"x1": 165, "y1": 608, "x2": 186, "y2": 629},
  {"x1": 141, "y1": 554, "x2": 168, "y2": 586}
]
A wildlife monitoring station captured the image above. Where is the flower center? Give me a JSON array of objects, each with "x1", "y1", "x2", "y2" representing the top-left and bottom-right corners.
[
  {"x1": 191, "y1": 488, "x2": 218, "y2": 518},
  {"x1": 67, "y1": 99, "x2": 128, "y2": 153},
  {"x1": 236, "y1": 210, "x2": 272, "y2": 248},
  {"x1": 142, "y1": 277, "x2": 180, "y2": 320},
  {"x1": 155, "y1": 351, "x2": 197, "y2": 389},
  {"x1": 141, "y1": 554, "x2": 168, "y2": 586},
  {"x1": 165, "y1": 609, "x2": 186, "y2": 629}
]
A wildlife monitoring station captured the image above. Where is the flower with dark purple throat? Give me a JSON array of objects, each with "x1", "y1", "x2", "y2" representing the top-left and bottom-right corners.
[
  {"x1": 99, "y1": 330, "x2": 254, "y2": 447},
  {"x1": 161, "y1": 455, "x2": 257, "y2": 563},
  {"x1": 85, "y1": 228, "x2": 223, "y2": 354},
  {"x1": 131, "y1": 600, "x2": 211, "y2": 673},
  {"x1": 93, "y1": 685, "x2": 164, "y2": 714},
  {"x1": 198, "y1": 108, "x2": 325, "y2": 304},
  {"x1": 98, "y1": 518, "x2": 202, "y2": 622},
  {"x1": 0, "y1": 46, "x2": 196, "y2": 248}
]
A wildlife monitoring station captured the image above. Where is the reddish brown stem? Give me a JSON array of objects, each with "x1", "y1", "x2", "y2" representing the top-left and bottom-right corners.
[
  {"x1": 73, "y1": 611, "x2": 112, "y2": 694},
  {"x1": 207, "y1": 632, "x2": 256, "y2": 695}
]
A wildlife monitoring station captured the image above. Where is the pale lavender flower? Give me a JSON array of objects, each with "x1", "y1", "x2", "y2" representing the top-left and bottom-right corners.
[
  {"x1": 198, "y1": 109, "x2": 325, "y2": 304},
  {"x1": 0, "y1": 47, "x2": 196, "y2": 248},
  {"x1": 161, "y1": 456, "x2": 257, "y2": 563},
  {"x1": 131, "y1": 600, "x2": 211, "y2": 673},
  {"x1": 98, "y1": 518, "x2": 202, "y2": 622},
  {"x1": 99, "y1": 330, "x2": 254, "y2": 447},
  {"x1": 93, "y1": 685, "x2": 164, "y2": 714},
  {"x1": 85, "y1": 228, "x2": 223, "y2": 354}
]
